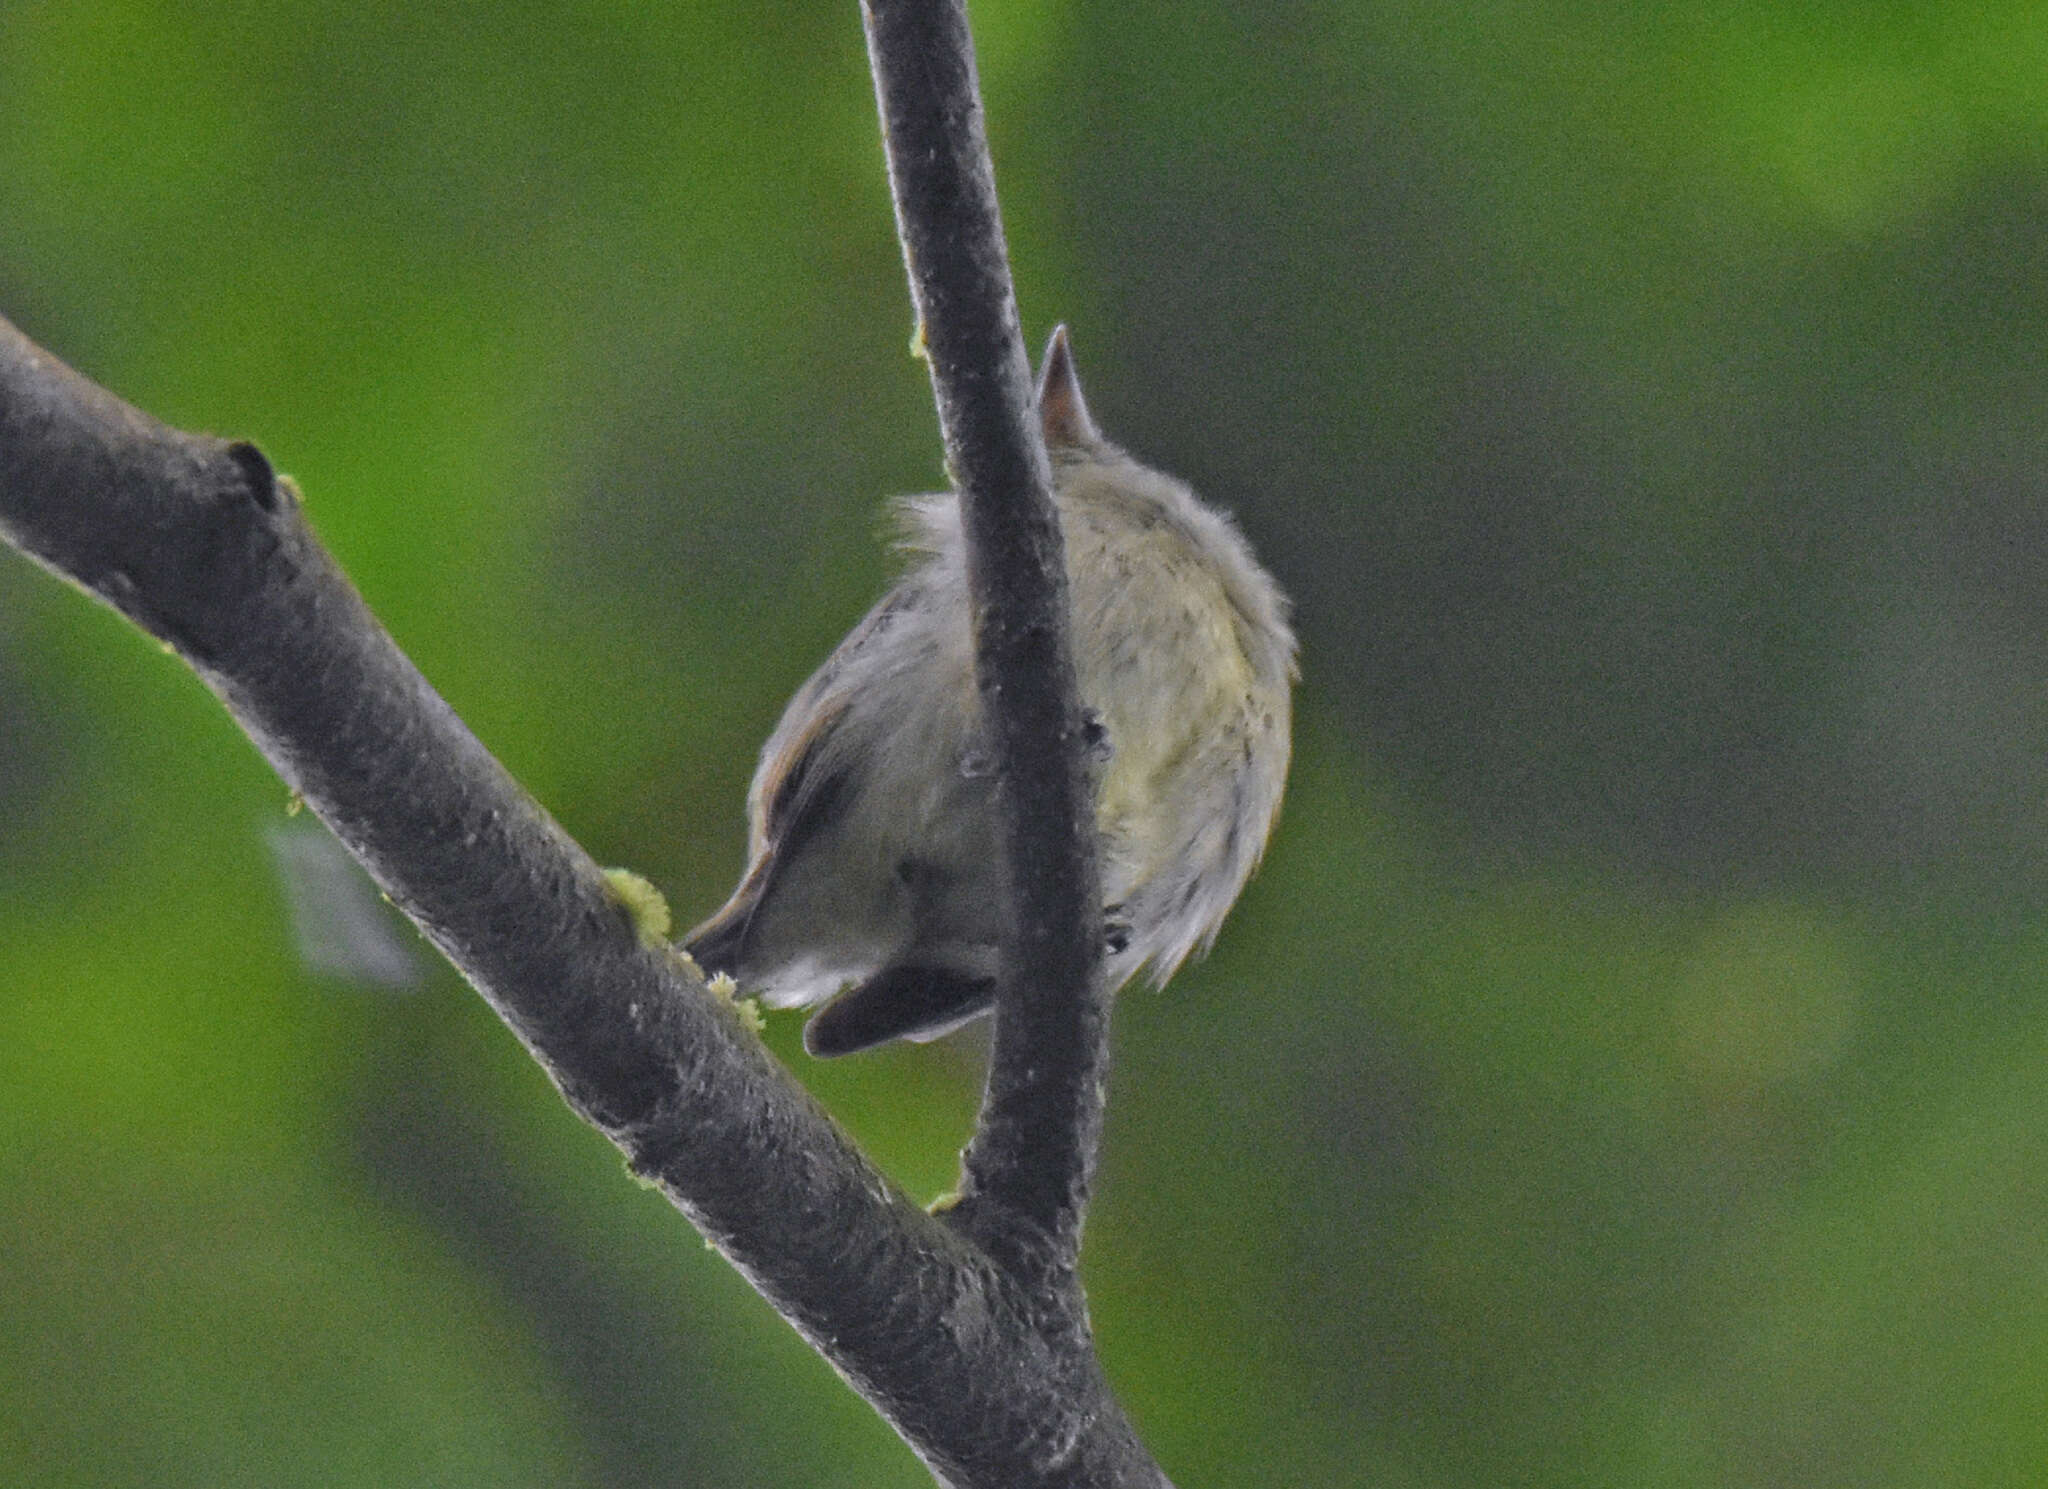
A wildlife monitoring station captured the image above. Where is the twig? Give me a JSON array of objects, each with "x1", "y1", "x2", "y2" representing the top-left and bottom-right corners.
[{"x1": 863, "y1": 0, "x2": 1111, "y2": 1287}]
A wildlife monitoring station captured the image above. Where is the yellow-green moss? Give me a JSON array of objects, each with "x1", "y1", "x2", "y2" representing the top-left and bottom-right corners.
[{"x1": 601, "y1": 867, "x2": 673, "y2": 949}]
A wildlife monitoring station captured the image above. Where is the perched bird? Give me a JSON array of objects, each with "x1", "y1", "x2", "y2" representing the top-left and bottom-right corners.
[{"x1": 686, "y1": 328, "x2": 1296, "y2": 1056}]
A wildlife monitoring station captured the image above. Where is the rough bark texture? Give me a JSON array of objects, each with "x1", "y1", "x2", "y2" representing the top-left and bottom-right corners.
[
  {"x1": 864, "y1": 0, "x2": 1113, "y2": 1291},
  {"x1": 0, "y1": 4, "x2": 1172, "y2": 1481},
  {"x1": 0, "y1": 0, "x2": 1179, "y2": 1476},
  {"x1": 0, "y1": 310, "x2": 1167, "y2": 1485}
]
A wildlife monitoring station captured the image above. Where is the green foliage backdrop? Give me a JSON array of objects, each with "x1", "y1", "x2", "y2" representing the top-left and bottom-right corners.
[{"x1": 4, "y1": 2, "x2": 2047, "y2": 1484}]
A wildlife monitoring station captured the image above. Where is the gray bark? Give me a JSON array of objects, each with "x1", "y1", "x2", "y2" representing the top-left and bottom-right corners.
[{"x1": 0, "y1": 1, "x2": 1170, "y2": 1483}]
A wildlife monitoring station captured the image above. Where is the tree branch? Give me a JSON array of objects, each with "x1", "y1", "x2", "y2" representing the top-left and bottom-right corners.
[
  {"x1": 0, "y1": 312, "x2": 1163, "y2": 1485},
  {"x1": 1, "y1": 4, "x2": 1169, "y2": 1481},
  {"x1": 863, "y1": 0, "x2": 1111, "y2": 1287}
]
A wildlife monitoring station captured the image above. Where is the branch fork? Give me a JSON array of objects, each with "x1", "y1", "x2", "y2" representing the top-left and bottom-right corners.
[{"x1": 0, "y1": 2, "x2": 1162, "y2": 1484}]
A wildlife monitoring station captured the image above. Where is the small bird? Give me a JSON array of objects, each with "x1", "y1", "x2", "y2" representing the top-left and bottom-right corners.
[{"x1": 686, "y1": 328, "x2": 1296, "y2": 1056}]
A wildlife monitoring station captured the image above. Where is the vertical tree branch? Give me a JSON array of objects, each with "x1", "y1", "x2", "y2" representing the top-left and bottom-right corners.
[{"x1": 863, "y1": 0, "x2": 1110, "y2": 1284}]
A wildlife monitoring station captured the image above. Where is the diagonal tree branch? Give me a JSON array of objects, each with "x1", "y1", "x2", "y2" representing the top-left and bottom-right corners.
[
  {"x1": 0, "y1": 311, "x2": 1167, "y2": 1485},
  {"x1": 864, "y1": 0, "x2": 1111, "y2": 1289}
]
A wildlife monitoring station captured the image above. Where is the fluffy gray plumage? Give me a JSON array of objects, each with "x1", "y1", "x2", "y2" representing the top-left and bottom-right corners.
[{"x1": 686, "y1": 330, "x2": 1296, "y2": 1055}]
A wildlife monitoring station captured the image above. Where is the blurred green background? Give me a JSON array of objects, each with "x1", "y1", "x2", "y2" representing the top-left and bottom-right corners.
[{"x1": 4, "y1": 1, "x2": 2048, "y2": 1484}]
